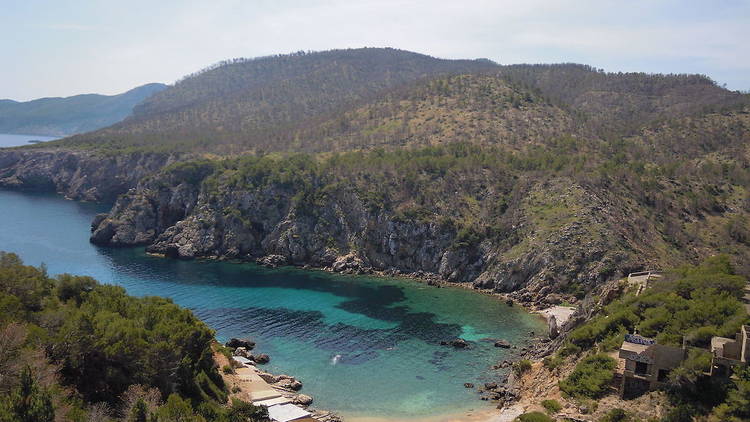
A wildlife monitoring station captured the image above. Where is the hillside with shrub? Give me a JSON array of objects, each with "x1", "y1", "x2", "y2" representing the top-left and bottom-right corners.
[
  {"x1": 34, "y1": 48, "x2": 748, "y2": 155},
  {"x1": 48, "y1": 48, "x2": 498, "y2": 153},
  {"x1": 498, "y1": 63, "x2": 749, "y2": 137},
  {"x1": 88, "y1": 101, "x2": 750, "y2": 304},
  {"x1": 0, "y1": 251, "x2": 266, "y2": 422}
]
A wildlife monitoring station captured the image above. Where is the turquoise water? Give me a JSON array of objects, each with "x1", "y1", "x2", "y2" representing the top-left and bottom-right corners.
[
  {"x1": 0, "y1": 189, "x2": 543, "y2": 419},
  {"x1": 0, "y1": 133, "x2": 59, "y2": 147}
]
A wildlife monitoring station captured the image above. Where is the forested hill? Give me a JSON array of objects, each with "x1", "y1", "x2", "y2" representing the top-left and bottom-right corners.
[
  {"x1": 498, "y1": 63, "x2": 749, "y2": 137},
  {"x1": 53, "y1": 48, "x2": 498, "y2": 153},
  {"x1": 42, "y1": 48, "x2": 748, "y2": 154},
  {"x1": 0, "y1": 83, "x2": 166, "y2": 136}
]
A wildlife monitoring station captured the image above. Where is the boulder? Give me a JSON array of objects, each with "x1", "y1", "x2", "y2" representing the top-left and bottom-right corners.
[
  {"x1": 293, "y1": 394, "x2": 313, "y2": 406},
  {"x1": 276, "y1": 378, "x2": 303, "y2": 391},
  {"x1": 332, "y1": 253, "x2": 366, "y2": 273},
  {"x1": 233, "y1": 347, "x2": 250, "y2": 358},
  {"x1": 449, "y1": 338, "x2": 469, "y2": 348},
  {"x1": 548, "y1": 315, "x2": 559, "y2": 339},
  {"x1": 484, "y1": 382, "x2": 498, "y2": 390},
  {"x1": 464, "y1": 383, "x2": 474, "y2": 388},
  {"x1": 257, "y1": 254, "x2": 288, "y2": 268},
  {"x1": 257, "y1": 372, "x2": 278, "y2": 383},
  {"x1": 545, "y1": 293, "x2": 563, "y2": 305},
  {"x1": 494, "y1": 340, "x2": 511, "y2": 348},
  {"x1": 225, "y1": 338, "x2": 255, "y2": 349},
  {"x1": 254, "y1": 353, "x2": 270, "y2": 364}
]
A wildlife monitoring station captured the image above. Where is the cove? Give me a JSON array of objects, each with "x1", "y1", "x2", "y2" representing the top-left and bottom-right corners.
[{"x1": 0, "y1": 189, "x2": 544, "y2": 419}]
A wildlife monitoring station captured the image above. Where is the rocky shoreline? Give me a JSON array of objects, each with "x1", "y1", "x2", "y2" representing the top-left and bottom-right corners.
[
  {"x1": 220, "y1": 337, "x2": 342, "y2": 422},
  {"x1": 0, "y1": 148, "x2": 183, "y2": 202}
]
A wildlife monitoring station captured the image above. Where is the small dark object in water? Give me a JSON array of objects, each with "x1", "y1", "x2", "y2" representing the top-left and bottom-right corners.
[
  {"x1": 415, "y1": 375, "x2": 425, "y2": 380},
  {"x1": 505, "y1": 299, "x2": 513, "y2": 306},
  {"x1": 449, "y1": 338, "x2": 469, "y2": 348},
  {"x1": 464, "y1": 383, "x2": 474, "y2": 388},
  {"x1": 494, "y1": 340, "x2": 511, "y2": 348}
]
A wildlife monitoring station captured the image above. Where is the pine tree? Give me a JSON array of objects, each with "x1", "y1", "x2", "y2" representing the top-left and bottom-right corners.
[{"x1": 0, "y1": 366, "x2": 55, "y2": 422}]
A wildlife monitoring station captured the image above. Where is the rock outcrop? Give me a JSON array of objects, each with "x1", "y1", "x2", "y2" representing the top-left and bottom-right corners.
[
  {"x1": 88, "y1": 162, "x2": 652, "y2": 301},
  {"x1": 0, "y1": 149, "x2": 180, "y2": 202}
]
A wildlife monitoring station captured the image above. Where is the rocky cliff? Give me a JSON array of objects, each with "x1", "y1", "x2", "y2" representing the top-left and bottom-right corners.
[
  {"x1": 0, "y1": 149, "x2": 182, "y2": 202},
  {"x1": 89, "y1": 154, "x2": 663, "y2": 306}
]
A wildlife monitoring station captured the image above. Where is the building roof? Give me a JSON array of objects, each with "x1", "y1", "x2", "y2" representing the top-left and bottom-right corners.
[
  {"x1": 253, "y1": 397, "x2": 292, "y2": 407},
  {"x1": 267, "y1": 404, "x2": 311, "y2": 422},
  {"x1": 620, "y1": 341, "x2": 650, "y2": 354},
  {"x1": 711, "y1": 336, "x2": 736, "y2": 355}
]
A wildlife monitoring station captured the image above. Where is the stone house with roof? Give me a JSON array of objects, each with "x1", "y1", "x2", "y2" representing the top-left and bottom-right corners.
[{"x1": 617, "y1": 334, "x2": 686, "y2": 398}]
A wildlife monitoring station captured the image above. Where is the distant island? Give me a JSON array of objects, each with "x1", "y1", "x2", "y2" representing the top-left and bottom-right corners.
[{"x1": 0, "y1": 82, "x2": 166, "y2": 137}]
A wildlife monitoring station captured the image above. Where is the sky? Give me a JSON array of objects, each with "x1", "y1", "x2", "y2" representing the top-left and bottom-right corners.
[{"x1": 1, "y1": 0, "x2": 749, "y2": 101}]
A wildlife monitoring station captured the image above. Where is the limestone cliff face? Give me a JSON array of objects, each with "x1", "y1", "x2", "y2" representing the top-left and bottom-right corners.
[
  {"x1": 0, "y1": 149, "x2": 181, "y2": 202},
  {"x1": 90, "y1": 168, "x2": 650, "y2": 305}
]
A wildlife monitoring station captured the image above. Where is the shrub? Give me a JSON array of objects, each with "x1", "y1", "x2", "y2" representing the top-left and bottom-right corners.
[
  {"x1": 558, "y1": 342, "x2": 581, "y2": 357},
  {"x1": 515, "y1": 411, "x2": 553, "y2": 422},
  {"x1": 543, "y1": 354, "x2": 564, "y2": 370},
  {"x1": 541, "y1": 399, "x2": 562, "y2": 414},
  {"x1": 513, "y1": 359, "x2": 532, "y2": 376},
  {"x1": 599, "y1": 408, "x2": 631, "y2": 422},
  {"x1": 222, "y1": 365, "x2": 234, "y2": 374},
  {"x1": 559, "y1": 354, "x2": 616, "y2": 399}
]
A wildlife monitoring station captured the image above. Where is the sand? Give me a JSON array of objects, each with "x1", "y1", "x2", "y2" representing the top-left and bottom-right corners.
[{"x1": 536, "y1": 305, "x2": 576, "y2": 325}]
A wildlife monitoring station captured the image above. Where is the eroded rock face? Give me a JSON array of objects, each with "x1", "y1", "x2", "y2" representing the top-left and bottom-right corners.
[
  {"x1": 88, "y1": 165, "x2": 649, "y2": 301},
  {"x1": 0, "y1": 149, "x2": 181, "y2": 202}
]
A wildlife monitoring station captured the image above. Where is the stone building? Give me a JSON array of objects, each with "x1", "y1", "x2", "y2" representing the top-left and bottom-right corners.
[
  {"x1": 617, "y1": 334, "x2": 686, "y2": 398},
  {"x1": 710, "y1": 325, "x2": 750, "y2": 377}
]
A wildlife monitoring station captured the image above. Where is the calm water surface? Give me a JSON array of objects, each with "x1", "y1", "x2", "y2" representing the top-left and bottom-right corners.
[
  {"x1": 0, "y1": 189, "x2": 543, "y2": 419},
  {"x1": 0, "y1": 133, "x2": 59, "y2": 147}
]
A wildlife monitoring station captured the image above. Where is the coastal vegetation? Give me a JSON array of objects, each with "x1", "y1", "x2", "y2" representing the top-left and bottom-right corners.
[
  {"x1": 558, "y1": 354, "x2": 617, "y2": 399},
  {"x1": 0, "y1": 251, "x2": 266, "y2": 421},
  {"x1": 3, "y1": 47, "x2": 750, "y2": 420},
  {"x1": 548, "y1": 256, "x2": 750, "y2": 419},
  {"x1": 515, "y1": 412, "x2": 553, "y2": 422},
  {"x1": 563, "y1": 255, "x2": 748, "y2": 353},
  {"x1": 540, "y1": 399, "x2": 561, "y2": 414}
]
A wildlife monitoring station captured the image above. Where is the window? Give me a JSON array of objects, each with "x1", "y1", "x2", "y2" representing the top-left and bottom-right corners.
[{"x1": 635, "y1": 361, "x2": 648, "y2": 375}]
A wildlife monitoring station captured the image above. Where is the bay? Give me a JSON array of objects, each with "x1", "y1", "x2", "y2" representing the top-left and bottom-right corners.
[{"x1": 0, "y1": 189, "x2": 543, "y2": 419}]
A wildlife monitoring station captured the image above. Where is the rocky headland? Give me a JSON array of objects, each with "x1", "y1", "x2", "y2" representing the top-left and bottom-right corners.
[
  {"x1": 85, "y1": 156, "x2": 661, "y2": 307},
  {"x1": 0, "y1": 148, "x2": 182, "y2": 202}
]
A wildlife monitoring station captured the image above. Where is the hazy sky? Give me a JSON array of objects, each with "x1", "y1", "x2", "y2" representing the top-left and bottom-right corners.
[{"x1": 2, "y1": 0, "x2": 749, "y2": 101}]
